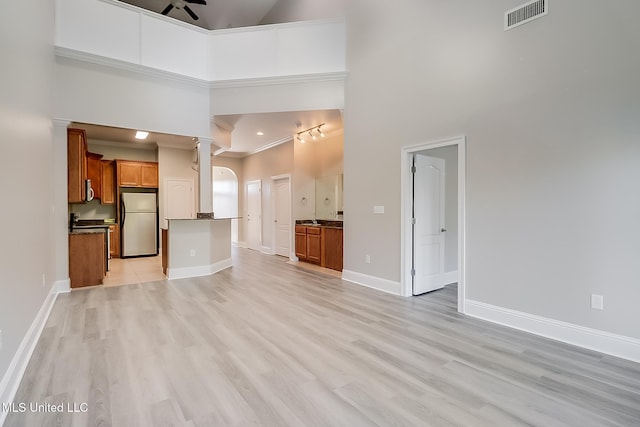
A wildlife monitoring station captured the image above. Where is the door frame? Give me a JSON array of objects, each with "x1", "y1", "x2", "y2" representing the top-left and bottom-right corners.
[
  {"x1": 400, "y1": 136, "x2": 466, "y2": 313},
  {"x1": 271, "y1": 173, "x2": 294, "y2": 260},
  {"x1": 246, "y1": 179, "x2": 262, "y2": 251}
]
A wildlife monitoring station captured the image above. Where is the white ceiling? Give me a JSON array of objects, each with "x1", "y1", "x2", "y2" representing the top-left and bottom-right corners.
[
  {"x1": 217, "y1": 109, "x2": 343, "y2": 156},
  {"x1": 74, "y1": 109, "x2": 343, "y2": 157}
]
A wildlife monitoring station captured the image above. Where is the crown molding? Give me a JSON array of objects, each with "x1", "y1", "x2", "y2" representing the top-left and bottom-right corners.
[
  {"x1": 249, "y1": 136, "x2": 293, "y2": 156},
  {"x1": 209, "y1": 72, "x2": 349, "y2": 89}
]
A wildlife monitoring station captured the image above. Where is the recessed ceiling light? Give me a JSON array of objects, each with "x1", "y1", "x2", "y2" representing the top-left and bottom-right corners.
[
  {"x1": 256, "y1": 131, "x2": 264, "y2": 136},
  {"x1": 135, "y1": 131, "x2": 149, "y2": 140}
]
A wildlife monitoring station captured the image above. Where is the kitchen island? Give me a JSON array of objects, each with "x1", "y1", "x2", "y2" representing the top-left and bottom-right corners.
[{"x1": 162, "y1": 218, "x2": 236, "y2": 280}]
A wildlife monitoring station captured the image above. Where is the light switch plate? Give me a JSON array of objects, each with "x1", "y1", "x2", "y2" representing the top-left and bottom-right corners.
[
  {"x1": 373, "y1": 206, "x2": 385, "y2": 214},
  {"x1": 591, "y1": 294, "x2": 604, "y2": 310}
]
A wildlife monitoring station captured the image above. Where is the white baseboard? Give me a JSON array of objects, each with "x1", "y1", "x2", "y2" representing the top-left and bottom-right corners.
[
  {"x1": 465, "y1": 299, "x2": 640, "y2": 363},
  {"x1": 237, "y1": 241, "x2": 248, "y2": 249},
  {"x1": 167, "y1": 258, "x2": 232, "y2": 280},
  {"x1": 55, "y1": 278, "x2": 70, "y2": 294},
  {"x1": 342, "y1": 270, "x2": 401, "y2": 295},
  {"x1": 261, "y1": 246, "x2": 274, "y2": 255},
  {"x1": 0, "y1": 284, "x2": 59, "y2": 426}
]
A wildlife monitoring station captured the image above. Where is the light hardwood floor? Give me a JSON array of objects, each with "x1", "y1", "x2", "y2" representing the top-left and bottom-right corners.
[
  {"x1": 103, "y1": 256, "x2": 165, "y2": 287},
  {"x1": 5, "y1": 248, "x2": 640, "y2": 426}
]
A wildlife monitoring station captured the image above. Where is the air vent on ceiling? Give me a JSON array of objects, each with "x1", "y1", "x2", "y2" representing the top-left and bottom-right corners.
[{"x1": 505, "y1": 0, "x2": 548, "y2": 31}]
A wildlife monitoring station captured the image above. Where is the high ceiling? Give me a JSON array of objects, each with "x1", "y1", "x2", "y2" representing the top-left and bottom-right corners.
[
  {"x1": 79, "y1": 1, "x2": 346, "y2": 156},
  {"x1": 116, "y1": 0, "x2": 345, "y2": 30}
]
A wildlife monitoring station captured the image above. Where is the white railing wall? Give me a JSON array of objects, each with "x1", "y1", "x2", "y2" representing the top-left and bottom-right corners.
[{"x1": 55, "y1": 0, "x2": 346, "y2": 82}]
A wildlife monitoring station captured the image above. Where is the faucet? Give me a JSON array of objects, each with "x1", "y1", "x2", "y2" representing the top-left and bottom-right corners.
[
  {"x1": 312, "y1": 218, "x2": 318, "y2": 225},
  {"x1": 69, "y1": 212, "x2": 79, "y2": 230}
]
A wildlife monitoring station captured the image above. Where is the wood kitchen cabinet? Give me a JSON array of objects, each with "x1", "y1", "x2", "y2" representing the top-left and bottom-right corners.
[
  {"x1": 295, "y1": 225, "x2": 322, "y2": 265},
  {"x1": 69, "y1": 232, "x2": 105, "y2": 288},
  {"x1": 101, "y1": 160, "x2": 116, "y2": 205},
  {"x1": 321, "y1": 227, "x2": 343, "y2": 271},
  {"x1": 117, "y1": 160, "x2": 159, "y2": 188},
  {"x1": 67, "y1": 128, "x2": 88, "y2": 203},
  {"x1": 141, "y1": 163, "x2": 159, "y2": 187},
  {"x1": 87, "y1": 152, "x2": 103, "y2": 201},
  {"x1": 295, "y1": 225, "x2": 343, "y2": 271},
  {"x1": 109, "y1": 224, "x2": 120, "y2": 258},
  {"x1": 306, "y1": 227, "x2": 321, "y2": 264},
  {"x1": 295, "y1": 225, "x2": 307, "y2": 260}
]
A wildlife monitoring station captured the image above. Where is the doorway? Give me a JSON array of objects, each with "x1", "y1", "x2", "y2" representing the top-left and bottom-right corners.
[
  {"x1": 213, "y1": 167, "x2": 239, "y2": 244},
  {"x1": 401, "y1": 136, "x2": 466, "y2": 313},
  {"x1": 272, "y1": 174, "x2": 292, "y2": 258}
]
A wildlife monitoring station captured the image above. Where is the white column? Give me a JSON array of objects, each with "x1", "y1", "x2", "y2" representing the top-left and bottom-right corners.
[
  {"x1": 53, "y1": 119, "x2": 71, "y2": 291},
  {"x1": 197, "y1": 137, "x2": 213, "y2": 214}
]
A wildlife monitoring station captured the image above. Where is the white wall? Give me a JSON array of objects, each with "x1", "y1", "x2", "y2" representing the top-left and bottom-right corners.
[
  {"x1": 158, "y1": 146, "x2": 199, "y2": 229},
  {"x1": 55, "y1": 57, "x2": 211, "y2": 139},
  {"x1": 0, "y1": 0, "x2": 55, "y2": 408},
  {"x1": 261, "y1": 0, "x2": 346, "y2": 25},
  {"x1": 242, "y1": 142, "x2": 294, "y2": 249},
  {"x1": 209, "y1": 19, "x2": 345, "y2": 81},
  {"x1": 344, "y1": 0, "x2": 640, "y2": 340}
]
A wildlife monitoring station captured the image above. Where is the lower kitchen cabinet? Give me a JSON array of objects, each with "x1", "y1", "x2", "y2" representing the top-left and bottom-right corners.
[
  {"x1": 109, "y1": 224, "x2": 120, "y2": 258},
  {"x1": 69, "y1": 232, "x2": 105, "y2": 288},
  {"x1": 306, "y1": 227, "x2": 321, "y2": 264},
  {"x1": 295, "y1": 225, "x2": 343, "y2": 271},
  {"x1": 295, "y1": 226, "x2": 307, "y2": 259},
  {"x1": 321, "y1": 227, "x2": 343, "y2": 271}
]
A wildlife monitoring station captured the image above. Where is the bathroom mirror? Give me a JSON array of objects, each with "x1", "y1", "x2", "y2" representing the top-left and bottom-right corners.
[{"x1": 315, "y1": 174, "x2": 343, "y2": 220}]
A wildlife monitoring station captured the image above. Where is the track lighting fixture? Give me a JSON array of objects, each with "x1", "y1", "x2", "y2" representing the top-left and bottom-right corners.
[{"x1": 296, "y1": 123, "x2": 326, "y2": 143}]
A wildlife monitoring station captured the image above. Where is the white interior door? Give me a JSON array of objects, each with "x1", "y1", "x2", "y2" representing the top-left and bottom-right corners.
[
  {"x1": 247, "y1": 180, "x2": 262, "y2": 251},
  {"x1": 413, "y1": 154, "x2": 446, "y2": 295},
  {"x1": 274, "y1": 177, "x2": 291, "y2": 257},
  {"x1": 166, "y1": 178, "x2": 195, "y2": 220}
]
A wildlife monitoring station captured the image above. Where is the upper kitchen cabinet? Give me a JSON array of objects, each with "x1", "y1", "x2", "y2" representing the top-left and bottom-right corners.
[
  {"x1": 117, "y1": 160, "x2": 158, "y2": 188},
  {"x1": 86, "y1": 152, "x2": 104, "y2": 201},
  {"x1": 67, "y1": 128, "x2": 88, "y2": 203},
  {"x1": 141, "y1": 163, "x2": 159, "y2": 187},
  {"x1": 101, "y1": 160, "x2": 116, "y2": 205}
]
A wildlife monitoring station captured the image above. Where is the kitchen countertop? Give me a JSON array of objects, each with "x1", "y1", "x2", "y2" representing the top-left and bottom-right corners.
[
  {"x1": 69, "y1": 228, "x2": 108, "y2": 235},
  {"x1": 69, "y1": 224, "x2": 111, "y2": 234},
  {"x1": 296, "y1": 220, "x2": 343, "y2": 229},
  {"x1": 166, "y1": 217, "x2": 242, "y2": 221}
]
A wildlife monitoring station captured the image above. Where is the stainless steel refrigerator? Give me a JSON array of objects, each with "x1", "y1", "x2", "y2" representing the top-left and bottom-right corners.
[{"x1": 121, "y1": 192, "x2": 158, "y2": 257}]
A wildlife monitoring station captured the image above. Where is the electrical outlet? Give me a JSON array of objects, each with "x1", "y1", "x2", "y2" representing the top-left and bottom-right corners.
[
  {"x1": 373, "y1": 206, "x2": 385, "y2": 214},
  {"x1": 190, "y1": 249, "x2": 196, "y2": 257},
  {"x1": 42, "y1": 273, "x2": 46, "y2": 287},
  {"x1": 365, "y1": 255, "x2": 371, "y2": 264},
  {"x1": 591, "y1": 294, "x2": 604, "y2": 310},
  {"x1": 0, "y1": 329, "x2": 3, "y2": 351}
]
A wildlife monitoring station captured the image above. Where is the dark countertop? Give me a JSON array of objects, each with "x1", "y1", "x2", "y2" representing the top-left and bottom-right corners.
[
  {"x1": 166, "y1": 217, "x2": 241, "y2": 221},
  {"x1": 296, "y1": 220, "x2": 343, "y2": 229},
  {"x1": 69, "y1": 224, "x2": 111, "y2": 234},
  {"x1": 69, "y1": 228, "x2": 108, "y2": 235}
]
